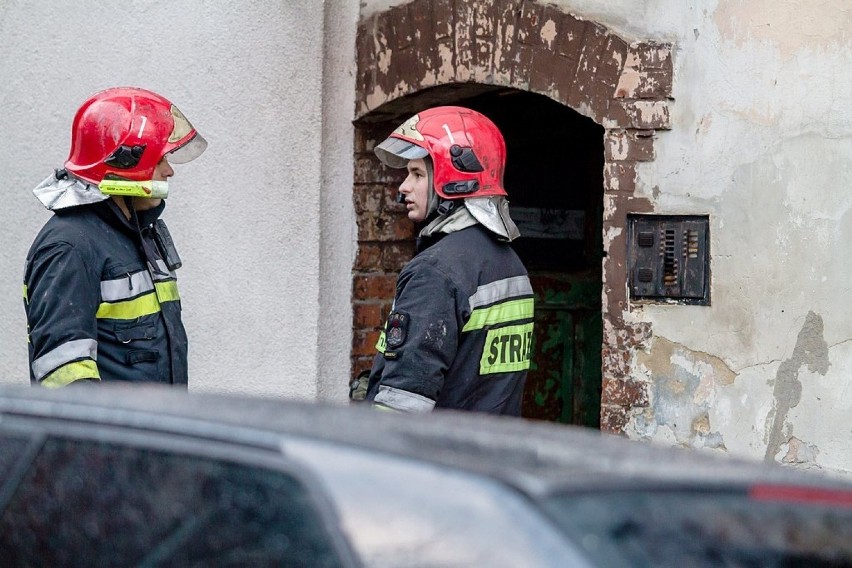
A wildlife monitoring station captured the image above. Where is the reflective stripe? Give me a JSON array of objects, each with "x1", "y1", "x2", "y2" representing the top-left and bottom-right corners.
[
  {"x1": 468, "y1": 275, "x2": 533, "y2": 310},
  {"x1": 22, "y1": 284, "x2": 28, "y2": 303},
  {"x1": 375, "y1": 331, "x2": 386, "y2": 354},
  {"x1": 41, "y1": 360, "x2": 100, "y2": 388},
  {"x1": 372, "y1": 403, "x2": 402, "y2": 413},
  {"x1": 97, "y1": 292, "x2": 161, "y2": 320},
  {"x1": 97, "y1": 281, "x2": 178, "y2": 320},
  {"x1": 463, "y1": 298, "x2": 534, "y2": 332},
  {"x1": 32, "y1": 338, "x2": 98, "y2": 381},
  {"x1": 100, "y1": 271, "x2": 154, "y2": 302},
  {"x1": 149, "y1": 259, "x2": 174, "y2": 281},
  {"x1": 479, "y1": 322, "x2": 534, "y2": 375},
  {"x1": 155, "y1": 281, "x2": 179, "y2": 302},
  {"x1": 374, "y1": 385, "x2": 435, "y2": 413}
]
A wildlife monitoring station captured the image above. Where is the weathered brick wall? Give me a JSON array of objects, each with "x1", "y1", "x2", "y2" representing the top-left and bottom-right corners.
[
  {"x1": 351, "y1": 124, "x2": 417, "y2": 378},
  {"x1": 354, "y1": 0, "x2": 673, "y2": 431}
]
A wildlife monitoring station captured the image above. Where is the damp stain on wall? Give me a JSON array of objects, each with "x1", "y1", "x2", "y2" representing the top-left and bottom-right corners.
[{"x1": 632, "y1": 336, "x2": 735, "y2": 449}]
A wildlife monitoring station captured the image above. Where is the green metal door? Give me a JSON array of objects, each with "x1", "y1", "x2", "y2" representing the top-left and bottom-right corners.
[{"x1": 522, "y1": 273, "x2": 601, "y2": 427}]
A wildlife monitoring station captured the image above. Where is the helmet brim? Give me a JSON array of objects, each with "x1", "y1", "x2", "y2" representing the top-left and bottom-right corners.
[
  {"x1": 375, "y1": 136, "x2": 428, "y2": 169},
  {"x1": 166, "y1": 133, "x2": 208, "y2": 164}
]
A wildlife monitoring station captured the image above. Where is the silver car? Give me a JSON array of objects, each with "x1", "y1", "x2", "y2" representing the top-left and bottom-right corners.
[{"x1": 0, "y1": 385, "x2": 850, "y2": 567}]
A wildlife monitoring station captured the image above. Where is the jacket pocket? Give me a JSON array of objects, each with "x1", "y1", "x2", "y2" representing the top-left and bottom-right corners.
[
  {"x1": 113, "y1": 321, "x2": 157, "y2": 343},
  {"x1": 126, "y1": 350, "x2": 159, "y2": 365}
]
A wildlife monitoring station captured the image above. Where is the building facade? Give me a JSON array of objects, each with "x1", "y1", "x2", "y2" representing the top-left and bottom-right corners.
[{"x1": 2, "y1": 1, "x2": 850, "y2": 475}]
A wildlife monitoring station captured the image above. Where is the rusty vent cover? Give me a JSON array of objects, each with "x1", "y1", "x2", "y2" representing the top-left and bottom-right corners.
[
  {"x1": 637, "y1": 232, "x2": 654, "y2": 247},
  {"x1": 628, "y1": 215, "x2": 710, "y2": 305},
  {"x1": 637, "y1": 268, "x2": 654, "y2": 283}
]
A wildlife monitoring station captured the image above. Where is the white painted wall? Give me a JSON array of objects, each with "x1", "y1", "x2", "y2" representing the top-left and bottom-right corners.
[
  {"x1": 360, "y1": 0, "x2": 852, "y2": 474},
  {"x1": 0, "y1": 1, "x2": 358, "y2": 401}
]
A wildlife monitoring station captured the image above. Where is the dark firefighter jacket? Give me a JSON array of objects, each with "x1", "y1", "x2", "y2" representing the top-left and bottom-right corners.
[
  {"x1": 24, "y1": 199, "x2": 187, "y2": 387},
  {"x1": 365, "y1": 224, "x2": 533, "y2": 415}
]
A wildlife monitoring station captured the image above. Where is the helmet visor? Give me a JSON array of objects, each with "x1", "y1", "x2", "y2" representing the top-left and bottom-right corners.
[
  {"x1": 166, "y1": 133, "x2": 208, "y2": 164},
  {"x1": 375, "y1": 136, "x2": 428, "y2": 169}
]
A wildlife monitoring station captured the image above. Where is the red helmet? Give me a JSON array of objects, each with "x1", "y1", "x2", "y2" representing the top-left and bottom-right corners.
[
  {"x1": 64, "y1": 87, "x2": 207, "y2": 184},
  {"x1": 375, "y1": 106, "x2": 507, "y2": 200}
]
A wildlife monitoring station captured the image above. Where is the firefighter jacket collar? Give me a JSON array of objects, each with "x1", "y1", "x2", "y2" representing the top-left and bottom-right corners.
[
  {"x1": 33, "y1": 171, "x2": 109, "y2": 211},
  {"x1": 419, "y1": 196, "x2": 521, "y2": 242},
  {"x1": 418, "y1": 205, "x2": 478, "y2": 239},
  {"x1": 92, "y1": 196, "x2": 165, "y2": 237}
]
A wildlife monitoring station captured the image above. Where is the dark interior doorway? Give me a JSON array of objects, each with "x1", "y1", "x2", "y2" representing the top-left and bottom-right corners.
[{"x1": 357, "y1": 85, "x2": 604, "y2": 427}]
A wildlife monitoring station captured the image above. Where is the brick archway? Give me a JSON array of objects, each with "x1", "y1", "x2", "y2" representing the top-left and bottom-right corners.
[{"x1": 353, "y1": 0, "x2": 673, "y2": 432}]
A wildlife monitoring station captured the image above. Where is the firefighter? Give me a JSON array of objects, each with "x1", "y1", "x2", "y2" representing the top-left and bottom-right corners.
[
  {"x1": 24, "y1": 87, "x2": 207, "y2": 387},
  {"x1": 361, "y1": 106, "x2": 534, "y2": 414}
]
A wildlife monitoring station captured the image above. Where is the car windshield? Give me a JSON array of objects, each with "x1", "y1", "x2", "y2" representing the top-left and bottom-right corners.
[
  {"x1": 285, "y1": 438, "x2": 593, "y2": 568},
  {"x1": 542, "y1": 487, "x2": 852, "y2": 567}
]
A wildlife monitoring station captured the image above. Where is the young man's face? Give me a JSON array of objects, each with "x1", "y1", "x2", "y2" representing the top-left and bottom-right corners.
[
  {"x1": 399, "y1": 158, "x2": 430, "y2": 223},
  {"x1": 133, "y1": 158, "x2": 174, "y2": 211}
]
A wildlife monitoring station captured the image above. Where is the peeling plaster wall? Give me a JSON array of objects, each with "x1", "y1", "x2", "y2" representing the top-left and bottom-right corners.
[
  {"x1": 632, "y1": 1, "x2": 852, "y2": 476},
  {"x1": 361, "y1": 0, "x2": 852, "y2": 475},
  {"x1": 0, "y1": 2, "x2": 359, "y2": 403}
]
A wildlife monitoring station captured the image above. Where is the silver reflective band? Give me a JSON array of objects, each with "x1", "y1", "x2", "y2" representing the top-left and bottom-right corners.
[
  {"x1": 468, "y1": 275, "x2": 533, "y2": 310},
  {"x1": 32, "y1": 338, "x2": 98, "y2": 381},
  {"x1": 100, "y1": 270, "x2": 155, "y2": 302},
  {"x1": 149, "y1": 258, "x2": 175, "y2": 281},
  {"x1": 374, "y1": 386, "x2": 436, "y2": 413}
]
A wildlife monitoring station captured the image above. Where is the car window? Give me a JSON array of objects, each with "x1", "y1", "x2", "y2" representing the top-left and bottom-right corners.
[
  {"x1": 0, "y1": 435, "x2": 345, "y2": 568},
  {"x1": 542, "y1": 489, "x2": 852, "y2": 568},
  {"x1": 0, "y1": 432, "x2": 30, "y2": 483},
  {"x1": 285, "y1": 438, "x2": 593, "y2": 568}
]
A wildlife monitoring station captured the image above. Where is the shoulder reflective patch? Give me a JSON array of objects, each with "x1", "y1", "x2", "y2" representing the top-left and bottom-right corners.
[
  {"x1": 468, "y1": 275, "x2": 533, "y2": 309},
  {"x1": 463, "y1": 298, "x2": 534, "y2": 332},
  {"x1": 385, "y1": 311, "x2": 409, "y2": 348},
  {"x1": 479, "y1": 322, "x2": 534, "y2": 375}
]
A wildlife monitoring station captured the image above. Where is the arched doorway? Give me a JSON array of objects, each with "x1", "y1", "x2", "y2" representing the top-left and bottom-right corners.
[
  {"x1": 354, "y1": 85, "x2": 604, "y2": 425},
  {"x1": 352, "y1": 0, "x2": 673, "y2": 432}
]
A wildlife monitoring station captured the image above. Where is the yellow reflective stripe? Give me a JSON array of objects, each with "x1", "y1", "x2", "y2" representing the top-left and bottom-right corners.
[
  {"x1": 155, "y1": 280, "x2": 179, "y2": 303},
  {"x1": 23, "y1": 284, "x2": 28, "y2": 304},
  {"x1": 479, "y1": 322, "x2": 534, "y2": 375},
  {"x1": 96, "y1": 292, "x2": 161, "y2": 320},
  {"x1": 41, "y1": 360, "x2": 100, "y2": 388},
  {"x1": 375, "y1": 331, "x2": 386, "y2": 354},
  {"x1": 463, "y1": 298, "x2": 534, "y2": 332}
]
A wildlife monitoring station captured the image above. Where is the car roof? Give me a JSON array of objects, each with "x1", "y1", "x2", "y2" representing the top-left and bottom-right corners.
[{"x1": 0, "y1": 384, "x2": 848, "y2": 498}]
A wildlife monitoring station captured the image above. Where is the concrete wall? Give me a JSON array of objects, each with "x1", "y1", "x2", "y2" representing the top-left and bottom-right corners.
[
  {"x1": 0, "y1": 1, "x2": 358, "y2": 401},
  {"x1": 622, "y1": 0, "x2": 852, "y2": 475},
  {"x1": 360, "y1": 0, "x2": 852, "y2": 475}
]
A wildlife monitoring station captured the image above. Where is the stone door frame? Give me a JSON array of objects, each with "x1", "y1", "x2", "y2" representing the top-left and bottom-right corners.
[{"x1": 353, "y1": 0, "x2": 673, "y2": 432}]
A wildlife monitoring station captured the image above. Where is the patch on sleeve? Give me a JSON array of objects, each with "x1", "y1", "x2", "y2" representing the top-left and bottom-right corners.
[{"x1": 385, "y1": 311, "x2": 409, "y2": 349}]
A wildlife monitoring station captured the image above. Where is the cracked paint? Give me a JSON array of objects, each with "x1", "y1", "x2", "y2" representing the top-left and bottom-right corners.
[
  {"x1": 540, "y1": 19, "x2": 557, "y2": 48},
  {"x1": 780, "y1": 436, "x2": 820, "y2": 466},
  {"x1": 764, "y1": 311, "x2": 830, "y2": 462},
  {"x1": 632, "y1": 337, "x2": 735, "y2": 449}
]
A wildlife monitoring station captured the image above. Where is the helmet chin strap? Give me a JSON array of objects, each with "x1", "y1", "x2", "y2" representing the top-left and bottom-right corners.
[{"x1": 436, "y1": 199, "x2": 455, "y2": 216}]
